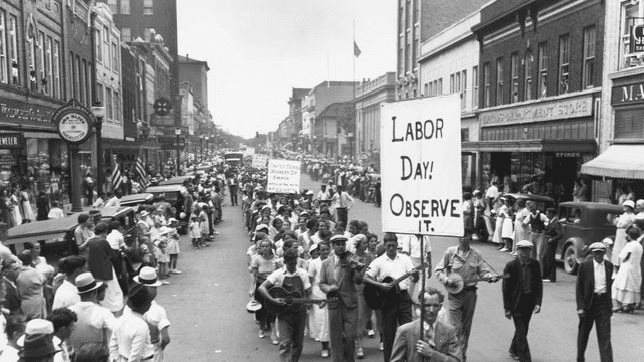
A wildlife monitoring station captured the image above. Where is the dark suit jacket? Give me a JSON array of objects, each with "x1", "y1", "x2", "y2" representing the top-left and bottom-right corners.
[
  {"x1": 502, "y1": 258, "x2": 543, "y2": 312},
  {"x1": 87, "y1": 236, "x2": 117, "y2": 281},
  {"x1": 319, "y1": 255, "x2": 360, "y2": 309},
  {"x1": 390, "y1": 319, "x2": 462, "y2": 362},
  {"x1": 544, "y1": 217, "x2": 563, "y2": 244},
  {"x1": 576, "y1": 258, "x2": 613, "y2": 312}
]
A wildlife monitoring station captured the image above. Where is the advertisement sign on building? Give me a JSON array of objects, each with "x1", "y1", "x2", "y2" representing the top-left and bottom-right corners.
[
  {"x1": 266, "y1": 159, "x2": 301, "y2": 194},
  {"x1": 630, "y1": 23, "x2": 644, "y2": 53},
  {"x1": 380, "y1": 95, "x2": 463, "y2": 236}
]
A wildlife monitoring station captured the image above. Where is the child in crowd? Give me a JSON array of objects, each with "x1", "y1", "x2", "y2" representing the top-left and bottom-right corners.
[
  {"x1": 189, "y1": 216, "x2": 201, "y2": 249},
  {"x1": 155, "y1": 238, "x2": 170, "y2": 285},
  {"x1": 167, "y1": 219, "x2": 182, "y2": 274}
]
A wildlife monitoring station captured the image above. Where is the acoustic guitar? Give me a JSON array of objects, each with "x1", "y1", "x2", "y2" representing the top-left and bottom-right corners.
[
  {"x1": 363, "y1": 263, "x2": 429, "y2": 310},
  {"x1": 265, "y1": 286, "x2": 328, "y2": 315},
  {"x1": 444, "y1": 273, "x2": 510, "y2": 294}
]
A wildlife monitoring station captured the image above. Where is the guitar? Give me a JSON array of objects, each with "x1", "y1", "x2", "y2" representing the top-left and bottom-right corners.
[
  {"x1": 265, "y1": 286, "x2": 327, "y2": 315},
  {"x1": 363, "y1": 263, "x2": 430, "y2": 311},
  {"x1": 444, "y1": 273, "x2": 510, "y2": 294}
]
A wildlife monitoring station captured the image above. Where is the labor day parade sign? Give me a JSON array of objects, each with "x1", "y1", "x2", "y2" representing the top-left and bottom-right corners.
[{"x1": 380, "y1": 95, "x2": 463, "y2": 237}]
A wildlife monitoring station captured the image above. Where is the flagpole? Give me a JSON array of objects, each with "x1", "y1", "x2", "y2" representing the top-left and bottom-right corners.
[{"x1": 352, "y1": 20, "x2": 356, "y2": 101}]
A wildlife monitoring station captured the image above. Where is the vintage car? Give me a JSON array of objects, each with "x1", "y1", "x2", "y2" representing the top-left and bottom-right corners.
[
  {"x1": 144, "y1": 184, "x2": 184, "y2": 205},
  {"x1": 6, "y1": 213, "x2": 86, "y2": 260},
  {"x1": 119, "y1": 192, "x2": 154, "y2": 211},
  {"x1": 96, "y1": 206, "x2": 139, "y2": 247},
  {"x1": 158, "y1": 175, "x2": 194, "y2": 186},
  {"x1": 501, "y1": 193, "x2": 555, "y2": 212},
  {"x1": 556, "y1": 201, "x2": 623, "y2": 274}
]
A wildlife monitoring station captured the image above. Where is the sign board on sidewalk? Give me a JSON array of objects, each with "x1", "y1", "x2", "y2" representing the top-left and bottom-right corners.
[
  {"x1": 380, "y1": 95, "x2": 463, "y2": 237},
  {"x1": 252, "y1": 154, "x2": 268, "y2": 168},
  {"x1": 267, "y1": 159, "x2": 301, "y2": 194}
]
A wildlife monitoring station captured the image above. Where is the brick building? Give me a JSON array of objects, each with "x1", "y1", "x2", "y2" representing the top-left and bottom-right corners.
[{"x1": 472, "y1": 0, "x2": 604, "y2": 201}]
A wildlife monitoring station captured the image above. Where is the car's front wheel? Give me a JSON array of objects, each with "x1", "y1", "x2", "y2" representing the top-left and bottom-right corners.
[{"x1": 563, "y1": 244, "x2": 578, "y2": 275}]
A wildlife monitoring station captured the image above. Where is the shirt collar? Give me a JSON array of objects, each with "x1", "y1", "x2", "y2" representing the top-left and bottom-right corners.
[{"x1": 593, "y1": 259, "x2": 605, "y2": 268}]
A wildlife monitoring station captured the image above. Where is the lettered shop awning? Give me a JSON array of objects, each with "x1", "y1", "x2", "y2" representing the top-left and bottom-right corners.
[{"x1": 581, "y1": 144, "x2": 644, "y2": 180}]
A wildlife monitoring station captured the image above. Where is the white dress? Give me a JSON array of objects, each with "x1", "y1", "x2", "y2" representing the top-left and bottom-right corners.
[
  {"x1": 614, "y1": 241, "x2": 643, "y2": 305},
  {"x1": 501, "y1": 214, "x2": 514, "y2": 240},
  {"x1": 493, "y1": 205, "x2": 508, "y2": 244},
  {"x1": 307, "y1": 257, "x2": 329, "y2": 342},
  {"x1": 20, "y1": 191, "x2": 35, "y2": 221},
  {"x1": 612, "y1": 212, "x2": 635, "y2": 266}
]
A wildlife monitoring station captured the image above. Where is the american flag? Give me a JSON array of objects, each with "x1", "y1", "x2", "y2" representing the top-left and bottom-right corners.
[
  {"x1": 111, "y1": 156, "x2": 123, "y2": 191},
  {"x1": 135, "y1": 156, "x2": 150, "y2": 188}
]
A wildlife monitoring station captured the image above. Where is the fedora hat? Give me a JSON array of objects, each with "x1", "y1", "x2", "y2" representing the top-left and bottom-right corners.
[
  {"x1": 75, "y1": 273, "x2": 103, "y2": 294},
  {"x1": 133, "y1": 266, "x2": 162, "y2": 287}
]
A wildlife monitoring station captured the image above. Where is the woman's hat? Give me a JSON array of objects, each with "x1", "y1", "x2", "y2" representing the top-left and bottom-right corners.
[
  {"x1": 75, "y1": 273, "x2": 103, "y2": 294},
  {"x1": 623, "y1": 200, "x2": 635, "y2": 209},
  {"x1": 133, "y1": 266, "x2": 162, "y2": 287}
]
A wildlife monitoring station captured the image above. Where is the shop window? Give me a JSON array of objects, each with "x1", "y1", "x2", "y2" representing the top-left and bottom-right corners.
[
  {"x1": 524, "y1": 50, "x2": 533, "y2": 101},
  {"x1": 120, "y1": 0, "x2": 131, "y2": 14},
  {"x1": 483, "y1": 62, "x2": 490, "y2": 107},
  {"x1": 8, "y1": 15, "x2": 18, "y2": 85},
  {"x1": 582, "y1": 26, "x2": 596, "y2": 88},
  {"x1": 496, "y1": 58, "x2": 504, "y2": 105},
  {"x1": 472, "y1": 66, "x2": 478, "y2": 109},
  {"x1": 144, "y1": 0, "x2": 154, "y2": 15},
  {"x1": 538, "y1": 43, "x2": 548, "y2": 98},
  {"x1": 558, "y1": 34, "x2": 570, "y2": 95},
  {"x1": 511, "y1": 53, "x2": 519, "y2": 103}
]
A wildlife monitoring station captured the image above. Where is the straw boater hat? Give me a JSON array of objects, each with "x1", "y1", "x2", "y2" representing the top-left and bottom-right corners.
[
  {"x1": 75, "y1": 273, "x2": 103, "y2": 294},
  {"x1": 246, "y1": 299, "x2": 262, "y2": 313},
  {"x1": 133, "y1": 266, "x2": 163, "y2": 287}
]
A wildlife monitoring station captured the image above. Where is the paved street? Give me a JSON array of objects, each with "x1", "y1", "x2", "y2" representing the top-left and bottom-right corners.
[{"x1": 157, "y1": 173, "x2": 644, "y2": 361}]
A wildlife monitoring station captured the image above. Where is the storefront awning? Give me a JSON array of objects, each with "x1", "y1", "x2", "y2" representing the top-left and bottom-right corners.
[
  {"x1": 462, "y1": 139, "x2": 596, "y2": 153},
  {"x1": 581, "y1": 144, "x2": 644, "y2": 180}
]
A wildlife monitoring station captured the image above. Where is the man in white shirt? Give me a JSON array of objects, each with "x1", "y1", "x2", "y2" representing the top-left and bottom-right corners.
[
  {"x1": 485, "y1": 181, "x2": 500, "y2": 208},
  {"x1": 106, "y1": 221, "x2": 126, "y2": 251},
  {"x1": 331, "y1": 186, "x2": 354, "y2": 226},
  {"x1": 52, "y1": 256, "x2": 85, "y2": 310},
  {"x1": 397, "y1": 234, "x2": 432, "y2": 309},
  {"x1": 68, "y1": 273, "x2": 117, "y2": 352},
  {"x1": 134, "y1": 267, "x2": 171, "y2": 362},
  {"x1": 364, "y1": 233, "x2": 417, "y2": 362},
  {"x1": 104, "y1": 191, "x2": 122, "y2": 208},
  {"x1": 109, "y1": 285, "x2": 154, "y2": 362},
  {"x1": 576, "y1": 242, "x2": 613, "y2": 362},
  {"x1": 48, "y1": 201, "x2": 65, "y2": 220}
]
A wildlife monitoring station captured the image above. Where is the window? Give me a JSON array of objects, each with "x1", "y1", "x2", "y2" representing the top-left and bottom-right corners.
[
  {"x1": 45, "y1": 36, "x2": 53, "y2": 96},
  {"x1": 483, "y1": 62, "x2": 490, "y2": 107},
  {"x1": 121, "y1": 27, "x2": 131, "y2": 42},
  {"x1": 582, "y1": 26, "x2": 596, "y2": 88},
  {"x1": 107, "y1": 0, "x2": 117, "y2": 13},
  {"x1": 144, "y1": 28, "x2": 153, "y2": 42},
  {"x1": 450, "y1": 73, "x2": 455, "y2": 93},
  {"x1": 558, "y1": 34, "x2": 570, "y2": 94},
  {"x1": 106, "y1": 87, "x2": 113, "y2": 120},
  {"x1": 461, "y1": 69, "x2": 467, "y2": 110},
  {"x1": 103, "y1": 26, "x2": 110, "y2": 68},
  {"x1": 27, "y1": 25, "x2": 36, "y2": 91},
  {"x1": 95, "y1": 28, "x2": 102, "y2": 62},
  {"x1": 0, "y1": 11, "x2": 7, "y2": 84},
  {"x1": 621, "y1": 1, "x2": 640, "y2": 69},
  {"x1": 38, "y1": 31, "x2": 46, "y2": 94},
  {"x1": 143, "y1": 0, "x2": 154, "y2": 15},
  {"x1": 472, "y1": 66, "x2": 478, "y2": 109},
  {"x1": 438, "y1": 78, "x2": 442, "y2": 95},
  {"x1": 524, "y1": 51, "x2": 533, "y2": 101},
  {"x1": 405, "y1": 43, "x2": 410, "y2": 72},
  {"x1": 496, "y1": 58, "x2": 504, "y2": 105},
  {"x1": 114, "y1": 91, "x2": 120, "y2": 122},
  {"x1": 398, "y1": 6, "x2": 403, "y2": 33},
  {"x1": 112, "y1": 42, "x2": 119, "y2": 73},
  {"x1": 511, "y1": 53, "x2": 519, "y2": 103},
  {"x1": 53, "y1": 41, "x2": 60, "y2": 98},
  {"x1": 8, "y1": 15, "x2": 17, "y2": 85},
  {"x1": 538, "y1": 43, "x2": 547, "y2": 98},
  {"x1": 120, "y1": 0, "x2": 130, "y2": 14},
  {"x1": 96, "y1": 83, "x2": 104, "y2": 104},
  {"x1": 424, "y1": 82, "x2": 428, "y2": 96}
]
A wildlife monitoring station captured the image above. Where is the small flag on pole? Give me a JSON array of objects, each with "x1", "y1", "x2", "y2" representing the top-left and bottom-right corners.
[
  {"x1": 353, "y1": 41, "x2": 361, "y2": 57},
  {"x1": 111, "y1": 156, "x2": 123, "y2": 191},
  {"x1": 135, "y1": 156, "x2": 150, "y2": 189}
]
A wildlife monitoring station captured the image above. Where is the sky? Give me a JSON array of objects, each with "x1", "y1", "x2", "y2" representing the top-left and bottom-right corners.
[{"x1": 176, "y1": 0, "x2": 397, "y2": 139}]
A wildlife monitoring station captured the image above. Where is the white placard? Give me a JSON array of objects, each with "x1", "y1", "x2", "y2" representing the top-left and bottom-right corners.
[
  {"x1": 380, "y1": 95, "x2": 463, "y2": 237},
  {"x1": 267, "y1": 159, "x2": 301, "y2": 194},
  {"x1": 252, "y1": 154, "x2": 268, "y2": 168}
]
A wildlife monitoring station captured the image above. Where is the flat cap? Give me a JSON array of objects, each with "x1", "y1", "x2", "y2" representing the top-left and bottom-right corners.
[
  {"x1": 516, "y1": 240, "x2": 533, "y2": 248},
  {"x1": 589, "y1": 242, "x2": 606, "y2": 252}
]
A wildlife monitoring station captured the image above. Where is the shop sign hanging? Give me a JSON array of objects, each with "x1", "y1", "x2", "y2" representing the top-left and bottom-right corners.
[
  {"x1": 53, "y1": 99, "x2": 95, "y2": 144},
  {"x1": 0, "y1": 133, "x2": 23, "y2": 149}
]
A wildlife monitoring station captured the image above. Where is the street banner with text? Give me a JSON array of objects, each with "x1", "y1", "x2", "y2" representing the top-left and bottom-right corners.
[
  {"x1": 267, "y1": 159, "x2": 301, "y2": 194},
  {"x1": 380, "y1": 95, "x2": 463, "y2": 236},
  {"x1": 252, "y1": 154, "x2": 268, "y2": 168}
]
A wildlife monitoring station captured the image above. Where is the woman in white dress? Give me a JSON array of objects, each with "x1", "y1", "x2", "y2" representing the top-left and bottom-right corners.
[
  {"x1": 19, "y1": 186, "x2": 35, "y2": 223},
  {"x1": 613, "y1": 200, "x2": 636, "y2": 267},
  {"x1": 307, "y1": 243, "x2": 330, "y2": 358},
  {"x1": 614, "y1": 226, "x2": 643, "y2": 313},
  {"x1": 9, "y1": 190, "x2": 21, "y2": 226},
  {"x1": 513, "y1": 199, "x2": 530, "y2": 253},
  {"x1": 493, "y1": 197, "x2": 508, "y2": 247}
]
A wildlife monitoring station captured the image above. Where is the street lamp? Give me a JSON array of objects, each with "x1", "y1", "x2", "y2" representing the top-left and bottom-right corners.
[
  {"x1": 175, "y1": 128, "x2": 182, "y2": 176},
  {"x1": 91, "y1": 104, "x2": 106, "y2": 194}
]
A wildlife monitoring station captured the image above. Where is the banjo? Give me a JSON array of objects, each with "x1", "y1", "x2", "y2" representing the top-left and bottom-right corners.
[{"x1": 444, "y1": 272, "x2": 508, "y2": 294}]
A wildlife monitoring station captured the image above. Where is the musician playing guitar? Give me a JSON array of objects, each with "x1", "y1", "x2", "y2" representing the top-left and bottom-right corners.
[
  {"x1": 434, "y1": 235, "x2": 499, "y2": 362},
  {"x1": 363, "y1": 233, "x2": 418, "y2": 362},
  {"x1": 259, "y1": 248, "x2": 312, "y2": 362},
  {"x1": 319, "y1": 235, "x2": 364, "y2": 362}
]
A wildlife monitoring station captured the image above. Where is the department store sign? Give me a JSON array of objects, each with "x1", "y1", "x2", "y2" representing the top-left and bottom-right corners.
[
  {"x1": 0, "y1": 99, "x2": 54, "y2": 124},
  {"x1": 479, "y1": 95, "x2": 593, "y2": 127},
  {"x1": 611, "y1": 81, "x2": 644, "y2": 106}
]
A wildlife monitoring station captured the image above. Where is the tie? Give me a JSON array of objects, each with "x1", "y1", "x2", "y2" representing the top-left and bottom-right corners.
[
  {"x1": 424, "y1": 322, "x2": 434, "y2": 345},
  {"x1": 334, "y1": 258, "x2": 342, "y2": 283}
]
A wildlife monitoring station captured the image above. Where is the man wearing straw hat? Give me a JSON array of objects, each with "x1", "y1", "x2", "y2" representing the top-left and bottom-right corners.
[{"x1": 134, "y1": 266, "x2": 171, "y2": 362}]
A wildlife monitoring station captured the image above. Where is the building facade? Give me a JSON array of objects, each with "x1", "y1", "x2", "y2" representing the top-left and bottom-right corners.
[
  {"x1": 354, "y1": 72, "x2": 395, "y2": 166},
  {"x1": 313, "y1": 102, "x2": 353, "y2": 157},
  {"x1": 472, "y1": 0, "x2": 604, "y2": 202},
  {"x1": 178, "y1": 54, "x2": 209, "y2": 109},
  {"x1": 419, "y1": 10, "x2": 480, "y2": 189}
]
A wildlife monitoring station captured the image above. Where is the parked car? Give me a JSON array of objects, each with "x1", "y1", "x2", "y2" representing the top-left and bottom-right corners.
[
  {"x1": 158, "y1": 175, "x2": 194, "y2": 186},
  {"x1": 502, "y1": 193, "x2": 555, "y2": 212},
  {"x1": 143, "y1": 184, "x2": 188, "y2": 234},
  {"x1": 556, "y1": 201, "x2": 623, "y2": 274},
  {"x1": 119, "y1": 192, "x2": 154, "y2": 211}
]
